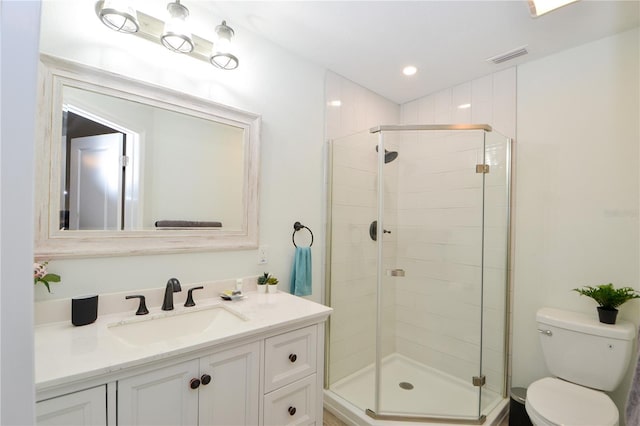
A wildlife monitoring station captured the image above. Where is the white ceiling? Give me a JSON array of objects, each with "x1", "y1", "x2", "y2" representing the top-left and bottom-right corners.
[{"x1": 188, "y1": 0, "x2": 639, "y2": 104}]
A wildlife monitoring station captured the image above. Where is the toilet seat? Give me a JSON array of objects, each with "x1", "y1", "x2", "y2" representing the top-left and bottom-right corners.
[{"x1": 525, "y1": 377, "x2": 618, "y2": 426}]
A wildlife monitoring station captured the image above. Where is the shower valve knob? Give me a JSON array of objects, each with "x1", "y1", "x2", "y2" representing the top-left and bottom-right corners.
[
  {"x1": 369, "y1": 220, "x2": 391, "y2": 241},
  {"x1": 289, "y1": 353, "x2": 297, "y2": 363}
]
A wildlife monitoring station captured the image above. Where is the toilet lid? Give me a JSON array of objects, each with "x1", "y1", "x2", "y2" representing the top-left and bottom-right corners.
[{"x1": 527, "y1": 377, "x2": 618, "y2": 426}]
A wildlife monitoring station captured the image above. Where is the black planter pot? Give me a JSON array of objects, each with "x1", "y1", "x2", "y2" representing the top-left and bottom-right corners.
[{"x1": 597, "y1": 306, "x2": 618, "y2": 324}]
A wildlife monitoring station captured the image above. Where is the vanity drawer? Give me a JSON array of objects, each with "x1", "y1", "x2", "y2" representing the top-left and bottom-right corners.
[
  {"x1": 264, "y1": 325, "x2": 317, "y2": 392},
  {"x1": 263, "y1": 374, "x2": 316, "y2": 426}
]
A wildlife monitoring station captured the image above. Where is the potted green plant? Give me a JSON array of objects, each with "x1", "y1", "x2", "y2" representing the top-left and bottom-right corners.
[
  {"x1": 573, "y1": 283, "x2": 640, "y2": 324},
  {"x1": 267, "y1": 276, "x2": 279, "y2": 294},
  {"x1": 257, "y1": 272, "x2": 269, "y2": 294}
]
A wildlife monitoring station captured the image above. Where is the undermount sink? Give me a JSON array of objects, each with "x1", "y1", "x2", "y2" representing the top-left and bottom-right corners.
[{"x1": 108, "y1": 304, "x2": 248, "y2": 346}]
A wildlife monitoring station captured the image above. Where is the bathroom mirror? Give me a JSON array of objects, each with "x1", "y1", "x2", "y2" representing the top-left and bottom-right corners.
[{"x1": 34, "y1": 55, "x2": 261, "y2": 258}]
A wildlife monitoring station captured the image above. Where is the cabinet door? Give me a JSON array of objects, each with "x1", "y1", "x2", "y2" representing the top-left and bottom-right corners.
[
  {"x1": 36, "y1": 385, "x2": 107, "y2": 426},
  {"x1": 198, "y1": 342, "x2": 260, "y2": 426},
  {"x1": 118, "y1": 359, "x2": 199, "y2": 426}
]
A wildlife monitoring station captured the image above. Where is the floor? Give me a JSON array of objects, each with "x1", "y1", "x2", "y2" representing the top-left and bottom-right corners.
[{"x1": 323, "y1": 408, "x2": 348, "y2": 426}]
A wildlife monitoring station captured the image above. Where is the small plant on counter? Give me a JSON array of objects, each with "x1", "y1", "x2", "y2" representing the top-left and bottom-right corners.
[
  {"x1": 34, "y1": 261, "x2": 61, "y2": 293},
  {"x1": 573, "y1": 283, "x2": 640, "y2": 324},
  {"x1": 257, "y1": 272, "x2": 269, "y2": 286},
  {"x1": 257, "y1": 272, "x2": 271, "y2": 294},
  {"x1": 266, "y1": 274, "x2": 279, "y2": 293}
]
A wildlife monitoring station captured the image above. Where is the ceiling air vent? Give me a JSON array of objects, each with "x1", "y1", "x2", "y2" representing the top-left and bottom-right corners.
[{"x1": 486, "y1": 45, "x2": 529, "y2": 64}]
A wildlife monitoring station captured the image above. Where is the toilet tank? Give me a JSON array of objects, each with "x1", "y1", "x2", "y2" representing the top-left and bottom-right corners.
[{"x1": 536, "y1": 307, "x2": 636, "y2": 391}]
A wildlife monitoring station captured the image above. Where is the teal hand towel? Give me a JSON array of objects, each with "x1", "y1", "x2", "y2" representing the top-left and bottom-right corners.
[{"x1": 290, "y1": 246, "x2": 312, "y2": 296}]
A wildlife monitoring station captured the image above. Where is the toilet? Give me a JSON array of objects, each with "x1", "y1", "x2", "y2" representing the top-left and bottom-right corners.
[{"x1": 525, "y1": 307, "x2": 636, "y2": 426}]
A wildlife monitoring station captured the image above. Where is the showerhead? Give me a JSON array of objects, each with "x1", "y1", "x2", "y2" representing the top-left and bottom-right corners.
[
  {"x1": 385, "y1": 150, "x2": 398, "y2": 163},
  {"x1": 375, "y1": 146, "x2": 399, "y2": 163}
]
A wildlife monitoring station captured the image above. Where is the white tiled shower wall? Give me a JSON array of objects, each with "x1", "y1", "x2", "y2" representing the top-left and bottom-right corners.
[
  {"x1": 392, "y1": 129, "x2": 509, "y2": 396},
  {"x1": 326, "y1": 69, "x2": 515, "y2": 392},
  {"x1": 326, "y1": 72, "x2": 400, "y2": 383},
  {"x1": 397, "y1": 70, "x2": 515, "y2": 395}
]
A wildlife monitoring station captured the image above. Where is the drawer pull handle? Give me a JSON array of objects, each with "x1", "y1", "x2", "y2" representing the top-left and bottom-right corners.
[
  {"x1": 288, "y1": 406, "x2": 296, "y2": 416},
  {"x1": 201, "y1": 374, "x2": 212, "y2": 385},
  {"x1": 189, "y1": 378, "x2": 200, "y2": 389},
  {"x1": 289, "y1": 353, "x2": 297, "y2": 363}
]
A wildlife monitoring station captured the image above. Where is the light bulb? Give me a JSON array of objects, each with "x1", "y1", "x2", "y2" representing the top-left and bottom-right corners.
[
  {"x1": 210, "y1": 21, "x2": 239, "y2": 70},
  {"x1": 160, "y1": 1, "x2": 194, "y2": 53},
  {"x1": 99, "y1": 0, "x2": 139, "y2": 33}
]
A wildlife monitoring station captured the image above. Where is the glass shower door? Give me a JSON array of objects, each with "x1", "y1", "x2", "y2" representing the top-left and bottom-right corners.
[
  {"x1": 373, "y1": 128, "x2": 487, "y2": 421},
  {"x1": 326, "y1": 130, "x2": 381, "y2": 412}
]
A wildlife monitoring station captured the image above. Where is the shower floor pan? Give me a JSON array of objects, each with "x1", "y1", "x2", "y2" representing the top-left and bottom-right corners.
[{"x1": 327, "y1": 353, "x2": 504, "y2": 423}]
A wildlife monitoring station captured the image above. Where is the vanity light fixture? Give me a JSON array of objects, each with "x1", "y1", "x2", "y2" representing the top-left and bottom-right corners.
[
  {"x1": 98, "y1": 0, "x2": 140, "y2": 33},
  {"x1": 97, "y1": 1, "x2": 240, "y2": 69},
  {"x1": 160, "y1": 0, "x2": 194, "y2": 54},
  {"x1": 210, "y1": 20, "x2": 239, "y2": 70}
]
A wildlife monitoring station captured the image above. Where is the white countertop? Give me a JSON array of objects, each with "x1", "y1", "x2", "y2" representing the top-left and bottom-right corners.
[{"x1": 35, "y1": 291, "x2": 332, "y2": 392}]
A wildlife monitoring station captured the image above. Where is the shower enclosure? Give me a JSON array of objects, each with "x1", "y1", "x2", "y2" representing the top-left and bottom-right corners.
[{"x1": 324, "y1": 125, "x2": 511, "y2": 424}]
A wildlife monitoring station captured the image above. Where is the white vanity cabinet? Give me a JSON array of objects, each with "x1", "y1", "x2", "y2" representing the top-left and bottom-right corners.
[
  {"x1": 35, "y1": 292, "x2": 331, "y2": 426},
  {"x1": 36, "y1": 385, "x2": 107, "y2": 426},
  {"x1": 118, "y1": 341, "x2": 260, "y2": 426}
]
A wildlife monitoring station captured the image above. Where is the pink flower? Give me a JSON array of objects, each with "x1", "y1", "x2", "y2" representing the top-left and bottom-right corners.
[
  {"x1": 34, "y1": 262, "x2": 47, "y2": 280},
  {"x1": 33, "y1": 261, "x2": 61, "y2": 293}
]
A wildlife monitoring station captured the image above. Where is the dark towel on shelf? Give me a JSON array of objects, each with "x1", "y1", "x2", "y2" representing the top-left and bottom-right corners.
[{"x1": 155, "y1": 220, "x2": 222, "y2": 228}]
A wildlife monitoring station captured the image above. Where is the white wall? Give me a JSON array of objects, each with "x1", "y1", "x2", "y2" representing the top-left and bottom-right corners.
[
  {"x1": 36, "y1": 1, "x2": 326, "y2": 302},
  {"x1": 1, "y1": 1, "x2": 41, "y2": 423},
  {"x1": 325, "y1": 71, "x2": 400, "y2": 141},
  {"x1": 401, "y1": 68, "x2": 516, "y2": 139},
  {"x1": 512, "y1": 27, "x2": 639, "y2": 421}
]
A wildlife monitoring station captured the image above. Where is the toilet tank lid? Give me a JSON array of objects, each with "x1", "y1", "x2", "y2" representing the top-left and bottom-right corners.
[{"x1": 537, "y1": 307, "x2": 635, "y2": 340}]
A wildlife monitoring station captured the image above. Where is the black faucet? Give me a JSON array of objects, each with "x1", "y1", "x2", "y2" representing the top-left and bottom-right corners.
[{"x1": 161, "y1": 278, "x2": 182, "y2": 311}]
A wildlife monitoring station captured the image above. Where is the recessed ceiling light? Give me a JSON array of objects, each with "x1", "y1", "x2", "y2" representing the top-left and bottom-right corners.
[
  {"x1": 327, "y1": 100, "x2": 342, "y2": 107},
  {"x1": 402, "y1": 66, "x2": 417, "y2": 76},
  {"x1": 458, "y1": 103, "x2": 471, "y2": 109}
]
